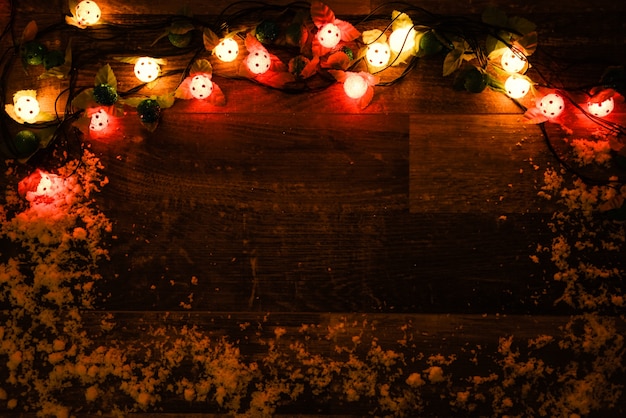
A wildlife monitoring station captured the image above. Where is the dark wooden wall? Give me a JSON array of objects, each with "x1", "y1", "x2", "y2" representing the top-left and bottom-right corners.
[{"x1": 0, "y1": 0, "x2": 625, "y2": 416}]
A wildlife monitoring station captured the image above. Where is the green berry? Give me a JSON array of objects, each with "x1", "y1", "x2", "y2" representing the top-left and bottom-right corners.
[
  {"x1": 43, "y1": 50, "x2": 65, "y2": 69},
  {"x1": 21, "y1": 41, "x2": 48, "y2": 66},
  {"x1": 418, "y1": 31, "x2": 443, "y2": 57},
  {"x1": 13, "y1": 130, "x2": 39, "y2": 157},
  {"x1": 256, "y1": 20, "x2": 279, "y2": 44},
  {"x1": 93, "y1": 83, "x2": 118, "y2": 106},
  {"x1": 455, "y1": 66, "x2": 488, "y2": 93},
  {"x1": 341, "y1": 46, "x2": 354, "y2": 61},
  {"x1": 137, "y1": 99, "x2": 161, "y2": 124}
]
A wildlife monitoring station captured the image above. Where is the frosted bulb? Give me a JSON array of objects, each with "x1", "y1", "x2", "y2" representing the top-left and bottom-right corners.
[
  {"x1": 504, "y1": 75, "x2": 531, "y2": 99},
  {"x1": 538, "y1": 93, "x2": 565, "y2": 118},
  {"x1": 501, "y1": 48, "x2": 527, "y2": 73},
  {"x1": 317, "y1": 23, "x2": 341, "y2": 49},
  {"x1": 14, "y1": 96, "x2": 40, "y2": 122},
  {"x1": 344, "y1": 74, "x2": 368, "y2": 99},
  {"x1": 214, "y1": 38, "x2": 239, "y2": 63},
  {"x1": 587, "y1": 97, "x2": 614, "y2": 117},
  {"x1": 89, "y1": 109, "x2": 109, "y2": 132},
  {"x1": 190, "y1": 75, "x2": 213, "y2": 99},
  {"x1": 134, "y1": 57, "x2": 160, "y2": 83},
  {"x1": 246, "y1": 51, "x2": 271, "y2": 75},
  {"x1": 389, "y1": 27, "x2": 416, "y2": 54},
  {"x1": 37, "y1": 173, "x2": 53, "y2": 195},
  {"x1": 366, "y1": 42, "x2": 390, "y2": 67},
  {"x1": 75, "y1": 0, "x2": 101, "y2": 26}
]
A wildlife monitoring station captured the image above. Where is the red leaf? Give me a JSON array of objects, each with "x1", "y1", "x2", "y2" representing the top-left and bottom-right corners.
[
  {"x1": 209, "y1": 83, "x2": 226, "y2": 106},
  {"x1": 523, "y1": 107, "x2": 548, "y2": 124},
  {"x1": 328, "y1": 69, "x2": 347, "y2": 83},
  {"x1": 588, "y1": 88, "x2": 616, "y2": 103},
  {"x1": 256, "y1": 71, "x2": 295, "y2": 89},
  {"x1": 311, "y1": 37, "x2": 331, "y2": 57},
  {"x1": 310, "y1": 1, "x2": 335, "y2": 28},
  {"x1": 322, "y1": 51, "x2": 350, "y2": 70},
  {"x1": 358, "y1": 85, "x2": 374, "y2": 109},
  {"x1": 245, "y1": 33, "x2": 264, "y2": 53},
  {"x1": 269, "y1": 54, "x2": 288, "y2": 72},
  {"x1": 335, "y1": 19, "x2": 360, "y2": 42},
  {"x1": 21, "y1": 20, "x2": 38, "y2": 43}
]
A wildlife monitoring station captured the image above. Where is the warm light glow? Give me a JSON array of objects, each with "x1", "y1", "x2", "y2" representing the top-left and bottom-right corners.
[
  {"x1": 190, "y1": 75, "x2": 213, "y2": 99},
  {"x1": 538, "y1": 93, "x2": 565, "y2": 118},
  {"x1": 134, "y1": 57, "x2": 160, "y2": 83},
  {"x1": 14, "y1": 95, "x2": 40, "y2": 122},
  {"x1": 246, "y1": 50, "x2": 271, "y2": 75},
  {"x1": 587, "y1": 97, "x2": 614, "y2": 117},
  {"x1": 366, "y1": 42, "x2": 390, "y2": 67},
  {"x1": 389, "y1": 27, "x2": 416, "y2": 54},
  {"x1": 75, "y1": 0, "x2": 101, "y2": 26},
  {"x1": 214, "y1": 38, "x2": 239, "y2": 63},
  {"x1": 504, "y1": 75, "x2": 531, "y2": 99},
  {"x1": 89, "y1": 109, "x2": 109, "y2": 132},
  {"x1": 501, "y1": 48, "x2": 527, "y2": 73},
  {"x1": 317, "y1": 23, "x2": 341, "y2": 49},
  {"x1": 344, "y1": 74, "x2": 368, "y2": 99}
]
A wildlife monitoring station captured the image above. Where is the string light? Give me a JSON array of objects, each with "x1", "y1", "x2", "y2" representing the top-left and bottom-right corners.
[
  {"x1": 189, "y1": 75, "x2": 213, "y2": 99},
  {"x1": 389, "y1": 27, "x2": 416, "y2": 55},
  {"x1": 89, "y1": 109, "x2": 109, "y2": 132},
  {"x1": 246, "y1": 50, "x2": 271, "y2": 75},
  {"x1": 343, "y1": 73, "x2": 368, "y2": 99},
  {"x1": 14, "y1": 95, "x2": 40, "y2": 122},
  {"x1": 504, "y1": 75, "x2": 531, "y2": 99},
  {"x1": 75, "y1": 0, "x2": 101, "y2": 26},
  {"x1": 134, "y1": 57, "x2": 160, "y2": 83},
  {"x1": 501, "y1": 47, "x2": 527, "y2": 73},
  {"x1": 366, "y1": 42, "x2": 390, "y2": 68},
  {"x1": 538, "y1": 93, "x2": 565, "y2": 118},
  {"x1": 587, "y1": 97, "x2": 614, "y2": 117},
  {"x1": 317, "y1": 23, "x2": 341, "y2": 49},
  {"x1": 214, "y1": 38, "x2": 239, "y2": 63}
]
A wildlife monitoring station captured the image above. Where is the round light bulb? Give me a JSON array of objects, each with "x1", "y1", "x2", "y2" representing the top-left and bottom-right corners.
[
  {"x1": 190, "y1": 75, "x2": 213, "y2": 99},
  {"x1": 317, "y1": 23, "x2": 341, "y2": 49},
  {"x1": 89, "y1": 109, "x2": 109, "y2": 132},
  {"x1": 134, "y1": 57, "x2": 160, "y2": 83},
  {"x1": 538, "y1": 93, "x2": 565, "y2": 118},
  {"x1": 501, "y1": 48, "x2": 527, "y2": 73},
  {"x1": 389, "y1": 27, "x2": 416, "y2": 54},
  {"x1": 75, "y1": 0, "x2": 101, "y2": 26},
  {"x1": 343, "y1": 74, "x2": 368, "y2": 99},
  {"x1": 587, "y1": 97, "x2": 614, "y2": 117},
  {"x1": 14, "y1": 96, "x2": 40, "y2": 122},
  {"x1": 214, "y1": 38, "x2": 239, "y2": 63},
  {"x1": 366, "y1": 42, "x2": 391, "y2": 68},
  {"x1": 504, "y1": 75, "x2": 531, "y2": 99},
  {"x1": 246, "y1": 50, "x2": 271, "y2": 75}
]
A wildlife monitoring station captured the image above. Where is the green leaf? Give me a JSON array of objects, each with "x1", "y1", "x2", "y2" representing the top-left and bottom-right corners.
[
  {"x1": 203, "y1": 27, "x2": 220, "y2": 51},
  {"x1": 508, "y1": 16, "x2": 536, "y2": 35},
  {"x1": 170, "y1": 20, "x2": 194, "y2": 35},
  {"x1": 71, "y1": 89, "x2": 95, "y2": 110},
  {"x1": 443, "y1": 45, "x2": 464, "y2": 76},
  {"x1": 190, "y1": 59, "x2": 212, "y2": 76},
  {"x1": 121, "y1": 97, "x2": 145, "y2": 108},
  {"x1": 68, "y1": 0, "x2": 79, "y2": 14},
  {"x1": 94, "y1": 64, "x2": 117, "y2": 88},
  {"x1": 482, "y1": 7, "x2": 508, "y2": 27},
  {"x1": 516, "y1": 32, "x2": 538, "y2": 55},
  {"x1": 4, "y1": 105, "x2": 21, "y2": 123},
  {"x1": 34, "y1": 111, "x2": 56, "y2": 123},
  {"x1": 485, "y1": 32, "x2": 508, "y2": 55},
  {"x1": 156, "y1": 93, "x2": 176, "y2": 109},
  {"x1": 114, "y1": 56, "x2": 140, "y2": 65}
]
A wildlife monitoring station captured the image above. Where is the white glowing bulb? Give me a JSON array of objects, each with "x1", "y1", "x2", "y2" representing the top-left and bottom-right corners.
[
  {"x1": 504, "y1": 75, "x2": 531, "y2": 99},
  {"x1": 134, "y1": 57, "x2": 160, "y2": 83},
  {"x1": 538, "y1": 93, "x2": 565, "y2": 118},
  {"x1": 214, "y1": 38, "x2": 239, "y2": 63},
  {"x1": 89, "y1": 109, "x2": 109, "y2": 132},
  {"x1": 190, "y1": 75, "x2": 213, "y2": 99},
  {"x1": 317, "y1": 23, "x2": 341, "y2": 49},
  {"x1": 501, "y1": 48, "x2": 527, "y2": 73},
  {"x1": 36, "y1": 173, "x2": 53, "y2": 195},
  {"x1": 344, "y1": 74, "x2": 368, "y2": 99},
  {"x1": 14, "y1": 96, "x2": 40, "y2": 122},
  {"x1": 366, "y1": 42, "x2": 390, "y2": 68},
  {"x1": 75, "y1": 0, "x2": 101, "y2": 26},
  {"x1": 246, "y1": 50, "x2": 271, "y2": 75},
  {"x1": 389, "y1": 27, "x2": 416, "y2": 54},
  {"x1": 587, "y1": 97, "x2": 614, "y2": 117}
]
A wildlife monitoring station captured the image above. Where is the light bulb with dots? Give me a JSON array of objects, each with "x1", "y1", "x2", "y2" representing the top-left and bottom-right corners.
[
  {"x1": 366, "y1": 42, "x2": 390, "y2": 68},
  {"x1": 344, "y1": 74, "x2": 368, "y2": 99},
  {"x1": 246, "y1": 51, "x2": 271, "y2": 75},
  {"x1": 134, "y1": 57, "x2": 160, "y2": 83},
  {"x1": 190, "y1": 75, "x2": 213, "y2": 99},
  {"x1": 504, "y1": 75, "x2": 531, "y2": 99},
  {"x1": 538, "y1": 93, "x2": 565, "y2": 118},
  {"x1": 214, "y1": 38, "x2": 239, "y2": 63},
  {"x1": 14, "y1": 96, "x2": 40, "y2": 122},
  {"x1": 317, "y1": 23, "x2": 341, "y2": 49},
  {"x1": 501, "y1": 48, "x2": 527, "y2": 73},
  {"x1": 587, "y1": 97, "x2": 614, "y2": 117},
  {"x1": 389, "y1": 27, "x2": 416, "y2": 55},
  {"x1": 75, "y1": 0, "x2": 101, "y2": 26},
  {"x1": 89, "y1": 109, "x2": 109, "y2": 132}
]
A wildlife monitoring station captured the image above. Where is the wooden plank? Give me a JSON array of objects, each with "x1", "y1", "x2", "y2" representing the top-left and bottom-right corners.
[{"x1": 371, "y1": 0, "x2": 626, "y2": 14}]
